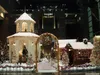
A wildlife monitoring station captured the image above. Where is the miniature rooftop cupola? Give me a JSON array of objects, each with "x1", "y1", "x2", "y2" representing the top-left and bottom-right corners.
[{"x1": 15, "y1": 12, "x2": 36, "y2": 32}]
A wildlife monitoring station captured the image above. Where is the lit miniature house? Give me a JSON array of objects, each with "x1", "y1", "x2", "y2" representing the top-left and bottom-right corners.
[
  {"x1": 7, "y1": 12, "x2": 40, "y2": 63},
  {"x1": 65, "y1": 39, "x2": 94, "y2": 65}
]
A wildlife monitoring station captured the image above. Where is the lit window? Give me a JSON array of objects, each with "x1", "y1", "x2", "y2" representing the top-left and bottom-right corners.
[
  {"x1": 30, "y1": 23, "x2": 33, "y2": 32},
  {"x1": 0, "y1": 13, "x2": 4, "y2": 18},
  {"x1": 16, "y1": 23, "x2": 20, "y2": 32},
  {"x1": 22, "y1": 22, "x2": 27, "y2": 32}
]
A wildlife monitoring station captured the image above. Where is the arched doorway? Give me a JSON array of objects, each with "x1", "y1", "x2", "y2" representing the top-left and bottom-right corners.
[
  {"x1": 19, "y1": 45, "x2": 28, "y2": 63},
  {"x1": 35, "y1": 32, "x2": 60, "y2": 72}
]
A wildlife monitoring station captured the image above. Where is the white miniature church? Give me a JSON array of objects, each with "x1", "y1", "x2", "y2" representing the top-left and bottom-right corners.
[{"x1": 7, "y1": 12, "x2": 40, "y2": 63}]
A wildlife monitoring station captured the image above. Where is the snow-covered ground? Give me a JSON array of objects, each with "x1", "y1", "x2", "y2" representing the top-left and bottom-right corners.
[
  {"x1": 0, "y1": 61, "x2": 100, "y2": 72},
  {"x1": 0, "y1": 63, "x2": 35, "y2": 72},
  {"x1": 61, "y1": 63, "x2": 100, "y2": 71}
]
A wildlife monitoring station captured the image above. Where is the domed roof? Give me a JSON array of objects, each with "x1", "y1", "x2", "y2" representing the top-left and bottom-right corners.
[{"x1": 15, "y1": 12, "x2": 36, "y2": 23}]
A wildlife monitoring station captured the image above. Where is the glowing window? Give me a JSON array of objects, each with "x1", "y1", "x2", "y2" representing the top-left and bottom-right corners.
[
  {"x1": 16, "y1": 23, "x2": 20, "y2": 32},
  {"x1": 30, "y1": 23, "x2": 33, "y2": 32},
  {"x1": 22, "y1": 22, "x2": 27, "y2": 32}
]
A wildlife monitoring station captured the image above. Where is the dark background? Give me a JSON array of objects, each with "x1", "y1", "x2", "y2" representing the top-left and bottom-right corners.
[{"x1": 0, "y1": 0, "x2": 99, "y2": 43}]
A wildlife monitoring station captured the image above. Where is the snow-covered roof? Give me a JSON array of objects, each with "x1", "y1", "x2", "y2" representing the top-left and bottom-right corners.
[
  {"x1": 15, "y1": 12, "x2": 36, "y2": 23},
  {"x1": 58, "y1": 39, "x2": 76, "y2": 48},
  {"x1": 69, "y1": 42, "x2": 94, "y2": 49},
  {"x1": 59, "y1": 39, "x2": 94, "y2": 49},
  {"x1": 7, "y1": 32, "x2": 39, "y2": 38}
]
